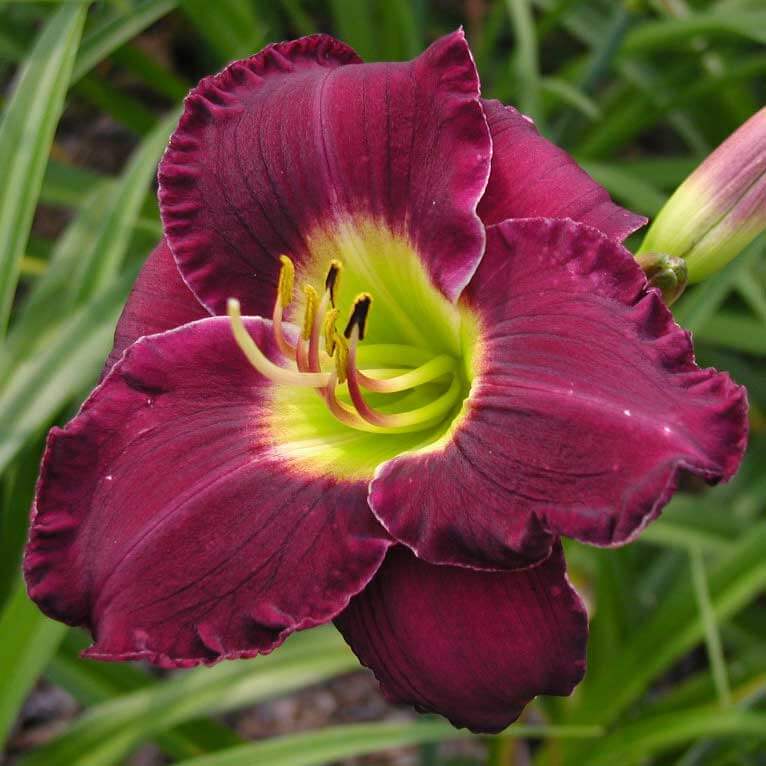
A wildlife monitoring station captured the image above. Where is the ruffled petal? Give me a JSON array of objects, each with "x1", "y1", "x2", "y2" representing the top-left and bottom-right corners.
[
  {"x1": 104, "y1": 239, "x2": 209, "y2": 373},
  {"x1": 478, "y1": 100, "x2": 646, "y2": 241},
  {"x1": 369, "y1": 218, "x2": 747, "y2": 567},
  {"x1": 26, "y1": 317, "x2": 390, "y2": 666},
  {"x1": 158, "y1": 31, "x2": 490, "y2": 317},
  {"x1": 335, "y1": 542, "x2": 587, "y2": 733}
]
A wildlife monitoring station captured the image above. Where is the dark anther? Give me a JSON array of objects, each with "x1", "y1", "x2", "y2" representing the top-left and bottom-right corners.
[
  {"x1": 344, "y1": 293, "x2": 372, "y2": 340},
  {"x1": 325, "y1": 260, "x2": 342, "y2": 307}
]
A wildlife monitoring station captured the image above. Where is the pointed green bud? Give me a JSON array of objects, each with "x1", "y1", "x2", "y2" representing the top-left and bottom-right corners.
[
  {"x1": 638, "y1": 107, "x2": 766, "y2": 283},
  {"x1": 635, "y1": 252, "x2": 688, "y2": 305}
]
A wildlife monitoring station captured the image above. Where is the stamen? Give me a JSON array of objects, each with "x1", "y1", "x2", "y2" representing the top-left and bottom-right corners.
[
  {"x1": 230, "y1": 258, "x2": 465, "y2": 437},
  {"x1": 344, "y1": 293, "x2": 372, "y2": 341},
  {"x1": 227, "y1": 299, "x2": 330, "y2": 388},
  {"x1": 324, "y1": 260, "x2": 343, "y2": 307}
]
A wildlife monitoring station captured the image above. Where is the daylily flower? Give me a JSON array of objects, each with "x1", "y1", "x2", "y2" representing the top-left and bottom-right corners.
[
  {"x1": 638, "y1": 106, "x2": 766, "y2": 281},
  {"x1": 25, "y1": 32, "x2": 748, "y2": 733}
]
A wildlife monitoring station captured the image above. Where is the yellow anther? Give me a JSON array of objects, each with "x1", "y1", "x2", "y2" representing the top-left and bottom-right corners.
[
  {"x1": 333, "y1": 332, "x2": 349, "y2": 384},
  {"x1": 325, "y1": 260, "x2": 343, "y2": 306},
  {"x1": 302, "y1": 284, "x2": 318, "y2": 340},
  {"x1": 323, "y1": 307, "x2": 339, "y2": 354},
  {"x1": 344, "y1": 292, "x2": 373, "y2": 341},
  {"x1": 277, "y1": 255, "x2": 295, "y2": 307}
]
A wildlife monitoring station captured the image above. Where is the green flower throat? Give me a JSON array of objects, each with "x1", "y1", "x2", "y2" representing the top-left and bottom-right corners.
[{"x1": 228, "y1": 221, "x2": 481, "y2": 480}]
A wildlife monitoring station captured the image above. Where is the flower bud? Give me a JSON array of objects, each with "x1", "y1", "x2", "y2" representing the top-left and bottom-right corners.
[
  {"x1": 638, "y1": 108, "x2": 766, "y2": 282},
  {"x1": 635, "y1": 251, "x2": 687, "y2": 305}
]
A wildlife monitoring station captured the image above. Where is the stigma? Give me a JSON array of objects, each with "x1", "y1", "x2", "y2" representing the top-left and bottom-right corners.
[{"x1": 227, "y1": 256, "x2": 461, "y2": 434}]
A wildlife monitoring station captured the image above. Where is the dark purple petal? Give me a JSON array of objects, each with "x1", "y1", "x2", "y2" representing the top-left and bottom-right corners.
[
  {"x1": 478, "y1": 99, "x2": 646, "y2": 241},
  {"x1": 26, "y1": 317, "x2": 390, "y2": 666},
  {"x1": 369, "y1": 218, "x2": 747, "y2": 566},
  {"x1": 158, "y1": 31, "x2": 491, "y2": 315},
  {"x1": 335, "y1": 543, "x2": 587, "y2": 733},
  {"x1": 104, "y1": 239, "x2": 209, "y2": 374}
]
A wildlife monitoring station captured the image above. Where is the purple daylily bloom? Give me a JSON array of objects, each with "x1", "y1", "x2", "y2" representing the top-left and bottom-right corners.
[{"x1": 25, "y1": 32, "x2": 748, "y2": 733}]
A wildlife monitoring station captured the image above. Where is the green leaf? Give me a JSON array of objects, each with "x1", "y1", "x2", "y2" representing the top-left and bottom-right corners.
[
  {"x1": 328, "y1": 0, "x2": 377, "y2": 59},
  {"x1": 689, "y1": 546, "x2": 732, "y2": 707},
  {"x1": 111, "y1": 42, "x2": 190, "y2": 101},
  {"x1": 39, "y1": 160, "x2": 102, "y2": 207},
  {"x1": 565, "y1": 522, "x2": 766, "y2": 741},
  {"x1": 74, "y1": 72, "x2": 158, "y2": 135},
  {"x1": 1, "y1": 109, "x2": 174, "y2": 376},
  {"x1": 647, "y1": 645, "x2": 766, "y2": 717},
  {"x1": 174, "y1": 721, "x2": 603, "y2": 766},
  {"x1": 583, "y1": 708, "x2": 766, "y2": 766},
  {"x1": 695, "y1": 312, "x2": 766, "y2": 355},
  {"x1": 505, "y1": 0, "x2": 543, "y2": 126},
  {"x1": 67, "y1": 109, "x2": 179, "y2": 305},
  {"x1": 578, "y1": 160, "x2": 666, "y2": 217},
  {"x1": 0, "y1": 3, "x2": 88, "y2": 337},
  {"x1": 638, "y1": 510, "x2": 737, "y2": 553},
  {"x1": 0, "y1": 433, "x2": 45, "y2": 606},
  {"x1": 0, "y1": 576, "x2": 67, "y2": 749},
  {"x1": 180, "y1": 0, "x2": 265, "y2": 62},
  {"x1": 19, "y1": 627, "x2": 359, "y2": 766},
  {"x1": 623, "y1": 12, "x2": 766, "y2": 53},
  {"x1": 0, "y1": 271, "x2": 134, "y2": 476},
  {"x1": 47, "y1": 633, "x2": 242, "y2": 759},
  {"x1": 672, "y1": 239, "x2": 763, "y2": 332},
  {"x1": 542, "y1": 77, "x2": 602, "y2": 121},
  {"x1": 72, "y1": 0, "x2": 179, "y2": 83}
]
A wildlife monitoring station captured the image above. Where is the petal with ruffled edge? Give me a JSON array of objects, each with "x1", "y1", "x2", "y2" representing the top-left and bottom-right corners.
[
  {"x1": 103, "y1": 239, "x2": 209, "y2": 374},
  {"x1": 478, "y1": 100, "x2": 647, "y2": 241},
  {"x1": 25, "y1": 317, "x2": 391, "y2": 666},
  {"x1": 159, "y1": 31, "x2": 490, "y2": 324},
  {"x1": 369, "y1": 218, "x2": 748, "y2": 569},
  {"x1": 335, "y1": 542, "x2": 587, "y2": 733}
]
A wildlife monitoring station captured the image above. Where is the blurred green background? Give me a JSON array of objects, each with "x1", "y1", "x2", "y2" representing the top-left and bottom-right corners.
[{"x1": 1, "y1": 1, "x2": 765, "y2": 764}]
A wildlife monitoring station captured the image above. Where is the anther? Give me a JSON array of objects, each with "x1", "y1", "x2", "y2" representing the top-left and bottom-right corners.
[
  {"x1": 344, "y1": 293, "x2": 372, "y2": 341},
  {"x1": 273, "y1": 255, "x2": 297, "y2": 358},
  {"x1": 333, "y1": 333, "x2": 349, "y2": 384},
  {"x1": 277, "y1": 255, "x2": 295, "y2": 307},
  {"x1": 323, "y1": 308, "x2": 339, "y2": 355},
  {"x1": 302, "y1": 285, "x2": 318, "y2": 341},
  {"x1": 324, "y1": 260, "x2": 343, "y2": 307}
]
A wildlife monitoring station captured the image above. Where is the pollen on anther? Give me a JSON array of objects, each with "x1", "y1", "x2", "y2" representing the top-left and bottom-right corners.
[{"x1": 277, "y1": 254, "x2": 295, "y2": 306}]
